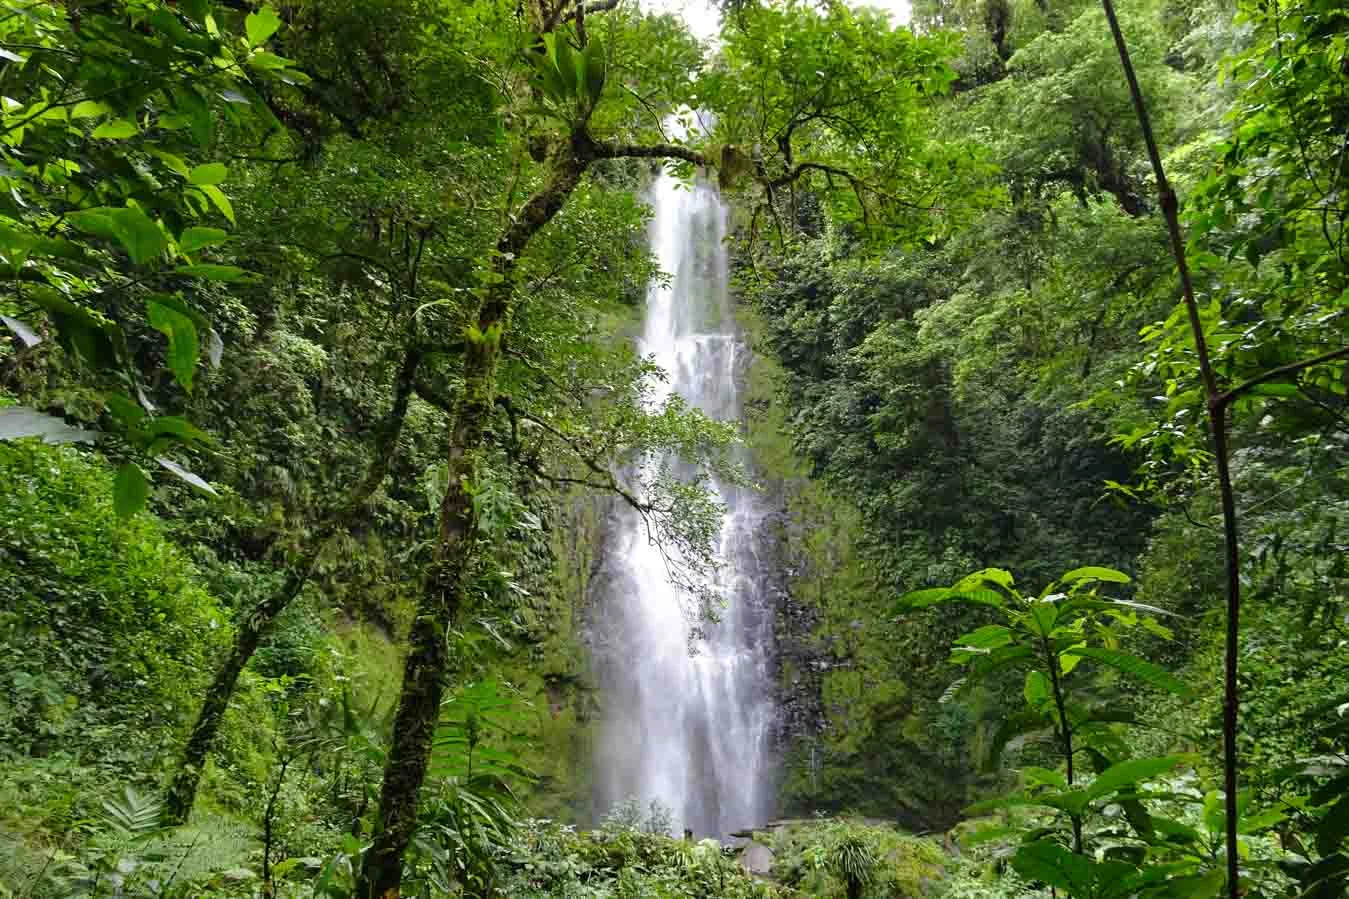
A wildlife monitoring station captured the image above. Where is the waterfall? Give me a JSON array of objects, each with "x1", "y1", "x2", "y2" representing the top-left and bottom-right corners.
[{"x1": 591, "y1": 169, "x2": 776, "y2": 838}]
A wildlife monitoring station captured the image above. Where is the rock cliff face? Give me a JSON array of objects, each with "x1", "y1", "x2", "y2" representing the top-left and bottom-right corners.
[
  {"x1": 734, "y1": 296, "x2": 839, "y2": 821},
  {"x1": 757, "y1": 504, "x2": 828, "y2": 783}
]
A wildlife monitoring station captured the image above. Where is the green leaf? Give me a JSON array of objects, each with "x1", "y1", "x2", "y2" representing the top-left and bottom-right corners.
[
  {"x1": 898, "y1": 586, "x2": 1005, "y2": 610},
  {"x1": 104, "y1": 393, "x2": 146, "y2": 428},
  {"x1": 174, "y1": 264, "x2": 251, "y2": 282},
  {"x1": 552, "y1": 35, "x2": 579, "y2": 96},
  {"x1": 147, "y1": 299, "x2": 199, "y2": 390},
  {"x1": 584, "y1": 35, "x2": 607, "y2": 105},
  {"x1": 199, "y1": 185, "x2": 235, "y2": 223},
  {"x1": 968, "y1": 644, "x2": 1034, "y2": 679},
  {"x1": 1084, "y1": 755, "x2": 1187, "y2": 802},
  {"x1": 1010, "y1": 840, "x2": 1097, "y2": 893},
  {"x1": 1028, "y1": 602, "x2": 1059, "y2": 635},
  {"x1": 149, "y1": 148, "x2": 191, "y2": 178},
  {"x1": 529, "y1": 47, "x2": 568, "y2": 103},
  {"x1": 1023, "y1": 766, "x2": 1068, "y2": 790},
  {"x1": 146, "y1": 416, "x2": 212, "y2": 446},
  {"x1": 1163, "y1": 870, "x2": 1227, "y2": 898},
  {"x1": 68, "y1": 206, "x2": 165, "y2": 265},
  {"x1": 29, "y1": 289, "x2": 124, "y2": 368},
  {"x1": 66, "y1": 208, "x2": 119, "y2": 241},
  {"x1": 1062, "y1": 646, "x2": 1191, "y2": 696},
  {"x1": 91, "y1": 118, "x2": 138, "y2": 139},
  {"x1": 1059, "y1": 642, "x2": 1087, "y2": 674},
  {"x1": 897, "y1": 587, "x2": 952, "y2": 608},
  {"x1": 1060, "y1": 566, "x2": 1132, "y2": 585},
  {"x1": 953, "y1": 624, "x2": 1013, "y2": 650},
  {"x1": 1024, "y1": 670, "x2": 1052, "y2": 709},
  {"x1": 188, "y1": 162, "x2": 228, "y2": 186},
  {"x1": 245, "y1": 5, "x2": 283, "y2": 46},
  {"x1": 958, "y1": 567, "x2": 1015, "y2": 590},
  {"x1": 178, "y1": 226, "x2": 229, "y2": 254},
  {"x1": 114, "y1": 463, "x2": 148, "y2": 517},
  {"x1": 71, "y1": 100, "x2": 110, "y2": 119}
]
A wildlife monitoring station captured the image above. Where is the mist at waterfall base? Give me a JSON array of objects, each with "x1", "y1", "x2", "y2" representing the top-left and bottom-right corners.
[{"x1": 589, "y1": 171, "x2": 776, "y2": 839}]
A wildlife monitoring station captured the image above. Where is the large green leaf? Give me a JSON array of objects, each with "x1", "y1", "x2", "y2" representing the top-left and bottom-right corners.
[
  {"x1": 898, "y1": 586, "x2": 1004, "y2": 610},
  {"x1": 958, "y1": 567, "x2": 1016, "y2": 590},
  {"x1": 1084, "y1": 755, "x2": 1188, "y2": 802},
  {"x1": 29, "y1": 289, "x2": 124, "y2": 368},
  {"x1": 146, "y1": 415, "x2": 212, "y2": 446},
  {"x1": 199, "y1": 185, "x2": 235, "y2": 223},
  {"x1": 1009, "y1": 840, "x2": 1097, "y2": 893},
  {"x1": 188, "y1": 162, "x2": 227, "y2": 186},
  {"x1": 147, "y1": 298, "x2": 199, "y2": 390},
  {"x1": 952, "y1": 624, "x2": 1013, "y2": 650},
  {"x1": 174, "y1": 263, "x2": 251, "y2": 282},
  {"x1": 113, "y1": 462, "x2": 149, "y2": 517},
  {"x1": 245, "y1": 5, "x2": 283, "y2": 46},
  {"x1": 1028, "y1": 602, "x2": 1059, "y2": 635},
  {"x1": 1062, "y1": 646, "x2": 1191, "y2": 696},
  {"x1": 1024, "y1": 670, "x2": 1052, "y2": 710},
  {"x1": 178, "y1": 226, "x2": 228, "y2": 254},
  {"x1": 584, "y1": 35, "x2": 607, "y2": 105},
  {"x1": 1060, "y1": 566, "x2": 1132, "y2": 585},
  {"x1": 91, "y1": 118, "x2": 138, "y2": 139},
  {"x1": 552, "y1": 34, "x2": 579, "y2": 96},
  {"x1": 68, "y1": 206, "x2": 165, "y2": 265}
]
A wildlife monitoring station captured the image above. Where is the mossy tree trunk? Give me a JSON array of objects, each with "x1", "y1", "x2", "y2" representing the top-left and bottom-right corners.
[{"x1": 355, "y1": 134, "x2": 593, "y2": 899}]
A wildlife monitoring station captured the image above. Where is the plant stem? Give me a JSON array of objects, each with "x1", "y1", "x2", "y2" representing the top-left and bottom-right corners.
[
  {"x1": 1099, "y1": 3, "x2": 1240, "y2": 895},
  {"x1": 1040, "y1": 633, "x2": 1082, "y2": 853}
]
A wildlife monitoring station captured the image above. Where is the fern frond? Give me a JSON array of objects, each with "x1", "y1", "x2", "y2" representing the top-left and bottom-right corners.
[{"x1": 101, "y1": 787, "x2": 166, "y2": 839}]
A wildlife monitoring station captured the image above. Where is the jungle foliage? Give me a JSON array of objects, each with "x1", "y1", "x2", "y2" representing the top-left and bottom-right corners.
[{"x1": 0, "y1": 0, "x2": 1345, "y2": 897}]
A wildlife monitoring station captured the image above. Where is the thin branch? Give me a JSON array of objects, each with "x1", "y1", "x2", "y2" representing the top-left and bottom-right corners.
[
  {"x1": 1217, "y1": 345, "x2": 1349, "y2": 408},
  {"x1": 1101, "y1": 4, "x2": 1239, "y2": 895},
  {"x1": 413, "y1": 377, "x2": 456, "y2": 414},
  {"x1": 767, "y1": 161, "x2": 941, "y2": 212}
]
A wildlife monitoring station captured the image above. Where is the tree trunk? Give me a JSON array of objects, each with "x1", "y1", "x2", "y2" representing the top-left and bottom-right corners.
[
  {"x1": 355, "y1": 135, "x2": 592, "y2": 899},
  {"x1": 163, "y1": 345, "x2": 422, "y2": 825},
  {"x1": 164, "y1": 565, "x2": 313, "y2": 824}
]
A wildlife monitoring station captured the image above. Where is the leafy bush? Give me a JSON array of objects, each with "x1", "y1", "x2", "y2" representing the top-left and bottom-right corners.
[
  {"x1": 759, "y1": 819, "x2": 948, "y2": 898},
  {"x1": 499, "y1": 818, "x2": 782, "y2": 898},
  {"x1": 0, "y1": 442, "x2": 229, "y2": 814}
]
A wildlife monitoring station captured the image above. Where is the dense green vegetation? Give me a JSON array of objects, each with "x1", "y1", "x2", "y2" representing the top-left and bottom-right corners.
[{"x1": 1, "y1": 0, "x2": 1345, "y2": 896}]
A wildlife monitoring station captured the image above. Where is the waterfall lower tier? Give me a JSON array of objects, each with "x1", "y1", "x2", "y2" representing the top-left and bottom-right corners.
[{"x1": 590, "y1": 172, "x2": 776, "y2": 838}]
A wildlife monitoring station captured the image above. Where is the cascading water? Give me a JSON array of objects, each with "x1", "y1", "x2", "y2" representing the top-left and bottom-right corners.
[{"x1": 591, "y1": 169, "x2": 776, "y2": 838}]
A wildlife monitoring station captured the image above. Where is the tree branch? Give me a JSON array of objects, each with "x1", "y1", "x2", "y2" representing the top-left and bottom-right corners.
[
  {"x1": 1217, "y1": 345, "x2": 1349, "y2": 408},
  {"x1": 560, "y1": 0, "x2": 621, "y2": 26},
  {"x1": 591, "y1": 140, "x2": 709, "y2": 167},
  {"x1": 768, "y1": 162, "x2": 940, "y2": 212}
]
